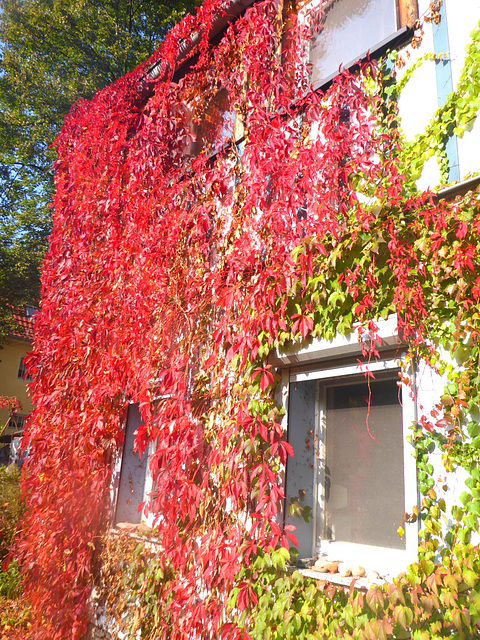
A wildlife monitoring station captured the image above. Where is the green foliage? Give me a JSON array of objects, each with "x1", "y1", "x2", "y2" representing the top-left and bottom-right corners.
[
  {"x1": 0, "y1": 559, "x2": 22, "y2": 599},
  {"x1": 0, "y1": 467, "x2": 28, "y2": 638},
  {"x1": 0, "y1": 465, "x2": 24, "y2": 562},
  {"x1": 104, "y1": 537, "x2": 480, "y2": 640}
]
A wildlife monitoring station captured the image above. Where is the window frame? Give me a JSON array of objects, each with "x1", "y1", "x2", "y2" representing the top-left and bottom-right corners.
[
  {"x1": 7, "y1": 413, "x2": 26, "y2": 433},
  {"x1": 272, "y1": 317, "x2": 419, "y2": 577},
  {"x1": 112, "y1": 403, "x2": 154, "y2": 527},
  {"x1": 18, "y1": 355, "x2": 33, "y2": 381}
]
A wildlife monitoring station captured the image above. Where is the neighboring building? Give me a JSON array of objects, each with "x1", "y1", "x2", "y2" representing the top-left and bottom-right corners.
[{"x1": 0, "y1": 307, "x2": 35, "y2": 465}]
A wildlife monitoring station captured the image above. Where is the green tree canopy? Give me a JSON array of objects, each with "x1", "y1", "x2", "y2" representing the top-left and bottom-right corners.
[{"x1": 0, "y1": 0, "x2": 196, "y2": 338}]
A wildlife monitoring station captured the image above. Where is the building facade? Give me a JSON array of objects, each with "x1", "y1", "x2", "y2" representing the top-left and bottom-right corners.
[{"x1": 18, "y1": 1, "x2": 480, "y2": 639}]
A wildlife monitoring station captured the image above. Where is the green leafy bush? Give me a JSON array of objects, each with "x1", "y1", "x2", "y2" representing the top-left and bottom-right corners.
[
  {"x1": 0, "y1": 465, "x2": 24, "y2": 562},
  {"x1": 0, "y1": 465, "x2": 28, "y2": 634},
  {"x1": 0, "y1": 559, "x2": 21, "y2": 599}
]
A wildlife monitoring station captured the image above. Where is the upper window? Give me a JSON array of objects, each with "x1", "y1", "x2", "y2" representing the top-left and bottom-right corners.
[
  {"x1": 189, "y1": 87, "x2": 237, "y2": 157},
  {"x1": 302, "y1": 0, "x2": 417, "y2": 87}
]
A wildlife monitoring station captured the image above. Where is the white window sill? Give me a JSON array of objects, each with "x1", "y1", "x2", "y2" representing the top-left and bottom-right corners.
[{"x1": 292, "y1": 566, "x2": 386, "y2": 591}]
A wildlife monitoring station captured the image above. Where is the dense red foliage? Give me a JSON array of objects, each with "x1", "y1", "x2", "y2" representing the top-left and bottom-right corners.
[
  {"x1": 0, "y1": 397, "x2": 22, "y2": 412},
  {"x1": 16, "y1": 1, "x2": 480, "y2": 638}
]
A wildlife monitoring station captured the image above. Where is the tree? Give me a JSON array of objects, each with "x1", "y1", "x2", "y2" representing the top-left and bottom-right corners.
[{"x1": 0, "y1": 0, "x2": 197, "y2": 337}]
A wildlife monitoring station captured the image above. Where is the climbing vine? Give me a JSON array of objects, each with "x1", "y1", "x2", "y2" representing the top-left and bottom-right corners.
[{"x1": 15, "y1": 1, "x2": 480, "y2": 638}]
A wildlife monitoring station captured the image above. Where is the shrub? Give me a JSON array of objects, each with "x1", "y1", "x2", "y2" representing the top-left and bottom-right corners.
[
  {"x1": 0, "y1": 465, "x2": 24, "y2": 562},
  {"x1": 0, "y1": 559, "x2": 21, "y2": 599}
]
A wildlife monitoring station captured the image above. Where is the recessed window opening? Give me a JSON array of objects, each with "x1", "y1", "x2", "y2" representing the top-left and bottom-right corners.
[
  {"x1": 115, "y1": 404, "x2": 149, "y2": 526},
  {"x1": 285, "y1": 359, "x2": 414, "y2": 573},
  {"x1": 18, "y1": 356, "x2": 33, "y2": 381}
]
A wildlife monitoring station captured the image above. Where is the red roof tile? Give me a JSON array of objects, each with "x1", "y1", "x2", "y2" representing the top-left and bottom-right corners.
[{"x1": 10, "y1": 307, "x2": 36, "y2": 341}]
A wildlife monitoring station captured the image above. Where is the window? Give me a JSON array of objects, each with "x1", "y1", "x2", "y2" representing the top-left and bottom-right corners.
[
  {"x1": 273, "y1": 318, "x2": 418, "y2": 577},
  {"x1": 114, "y1": 404, "x2": 152, "y2": 526},
  {"x1": 18, "y1": 356, "x2": 33, "y2": 381},
  {"x1": 194, "y1": 88, "x2": 234, "y2": 154},
  {"x1": 187, "y1": 87, "x2": 239, "y2": 157},
  {"x1": 302, "y1": 0, "x2": 418, "y2": 88},
  {"x1": 7, "y1": 414, "x2": 26, "y2": 433}
]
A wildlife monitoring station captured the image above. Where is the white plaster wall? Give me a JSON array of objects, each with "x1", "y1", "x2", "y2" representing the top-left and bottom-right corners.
[
  {"x1": 445, "y1": 0, "x2": 480, "y2": 86},
  {"x1": 396, "y1": 1, "x2": 480, "y2": 187},
  {"x1": 445, "y1": 0, "x2": 480, "y2": 178},
  {"x1": 395, "y1": 13, "x2": 437, "y2": 140},
  {"x1": 415, "y1": 351, "x2": 479, "y2": 547},
  {"x1": 396, "y1": 10, "x2": 440, "y2": 188},
  {"x1": 456, "y1": 112, "x2": 480, "y2": 179}
]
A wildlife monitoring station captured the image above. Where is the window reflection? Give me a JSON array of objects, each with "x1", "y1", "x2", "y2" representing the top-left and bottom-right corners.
[
  {"x1": 193, "y1": 87, "x2": 235, "y2": 155},
  {"x1": 309, "y1": 0, "x2": 397, "y2": 86}
]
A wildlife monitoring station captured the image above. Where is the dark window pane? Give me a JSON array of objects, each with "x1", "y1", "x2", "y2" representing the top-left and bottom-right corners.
[
  {"x1": 195, "y1": 88, "x2": 233, "y2": 154},
  {"x1": 285, "y1": 380, "x2": 317, "y2": 558}
]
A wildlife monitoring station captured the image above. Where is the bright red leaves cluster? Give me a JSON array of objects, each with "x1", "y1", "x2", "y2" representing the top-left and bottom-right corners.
[{"x1": 16, "y1": 0, "x2": 480, "y2": 638}]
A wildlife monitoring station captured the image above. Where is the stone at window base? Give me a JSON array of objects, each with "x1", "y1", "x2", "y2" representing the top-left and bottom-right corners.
[
  {"x1": 116, "y1": 522, "x2": 151, "y2": 535},
  {"x1": 337, "y1": 563, "x2": 366, "y2": 578},
  {"x1": 312, "y1": 559, "x2": 339, "y2": 573},
  {"x1": 311, "y1": 559, "x2": 366, "y2": 577}
]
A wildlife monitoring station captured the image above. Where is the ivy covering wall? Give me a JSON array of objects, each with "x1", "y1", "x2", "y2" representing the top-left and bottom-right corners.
[{"x1": 16, "y1": 0, "x2": 480, "y2": 638}]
